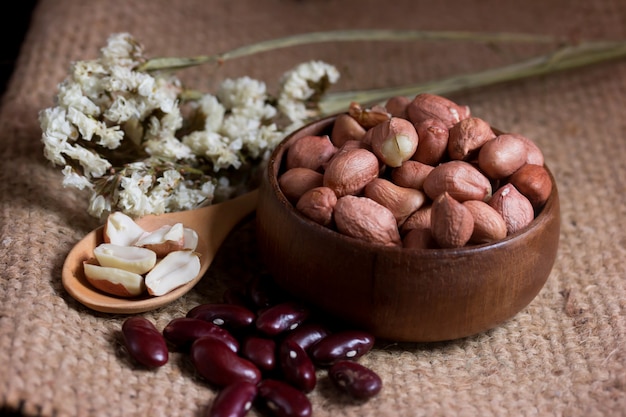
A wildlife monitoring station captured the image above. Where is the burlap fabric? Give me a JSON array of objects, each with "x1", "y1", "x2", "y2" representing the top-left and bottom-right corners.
[{"x1": 1, "y1": 0, "x2": 625, "y2": 416}]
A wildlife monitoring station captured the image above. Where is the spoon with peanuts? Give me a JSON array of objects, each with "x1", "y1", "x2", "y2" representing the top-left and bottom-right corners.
[{"x1": 62, "y1": 190, "x2": 258, "y2": 314}]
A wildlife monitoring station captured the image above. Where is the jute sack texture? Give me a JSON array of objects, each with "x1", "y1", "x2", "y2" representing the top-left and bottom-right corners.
[{"x1": 0, "y1": 0, "x2": 624, "y2": 416}]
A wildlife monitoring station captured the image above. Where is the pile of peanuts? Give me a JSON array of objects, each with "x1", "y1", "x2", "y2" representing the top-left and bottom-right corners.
[
  {"x1": 121, "y1": 275, "x2": 382, "y2": 417},
  {"x1": 278, "y1": 93, "x2": 553, "y2": 248}
]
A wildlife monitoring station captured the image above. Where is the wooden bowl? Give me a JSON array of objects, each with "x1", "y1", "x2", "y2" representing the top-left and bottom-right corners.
[{"x1": 255, "y1": 115, "x2": 560, "y2": 342}]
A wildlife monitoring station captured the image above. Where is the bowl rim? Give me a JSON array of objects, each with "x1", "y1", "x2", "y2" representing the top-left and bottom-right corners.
[{"x1": 266, "y1": 113, "x2": 559, "y2": 257}]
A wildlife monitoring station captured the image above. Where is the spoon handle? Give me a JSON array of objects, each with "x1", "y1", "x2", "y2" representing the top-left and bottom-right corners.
[{"x1": 197, "y1": 190, "x2": 259, "y2": 261}]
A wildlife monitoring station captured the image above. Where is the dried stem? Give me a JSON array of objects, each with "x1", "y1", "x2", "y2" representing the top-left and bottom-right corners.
[
  {"x1": 317, "y1": 40, "x2": 626, "y2": 115},
  {"x1": 140, "y1": 30, "x2": 625, "y2": 121},
  {"x1": 137, "y1": 29, "x2": 562, "y2": 72}
]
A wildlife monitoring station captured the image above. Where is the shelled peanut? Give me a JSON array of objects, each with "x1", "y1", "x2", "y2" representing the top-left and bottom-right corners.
[
  {"x1": 83, "y1": 212, "x2": 202, "y2": 297},
  {"x1": 279, "y1": 93, "x2": 553, "y2": 249}
]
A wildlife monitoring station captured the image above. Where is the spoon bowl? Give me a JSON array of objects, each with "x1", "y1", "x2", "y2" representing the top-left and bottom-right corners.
[{"x1": 62, "y1": 190, "x2": 258, "y2": 314}]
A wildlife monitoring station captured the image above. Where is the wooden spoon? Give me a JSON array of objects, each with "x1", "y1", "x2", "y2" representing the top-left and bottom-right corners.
[{"x1": 62, "y1": 190, "x2": 258, "y2": 314}]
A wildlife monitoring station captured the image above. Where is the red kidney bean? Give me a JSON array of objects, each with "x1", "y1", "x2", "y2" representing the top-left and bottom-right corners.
[
  {"x1": 241, "y1": 335, "x2": 277, "y2": 372},
  {"x1": 257, "y1": 379, "x2": 312, "y2": 417},
  {"x1": 256, "y1": 301, "x2": 310, "y2": 336},
  {"x1": 309, "y1": 330, "x2": 375, "y2": 366},
  {"x1": 207, "y1": 380, "x2": 258, "y2": 417},
  {"x1": 246, "y1": 275, "x2": 285, "y2": 309},
  {"x1": 191, "y1": 337, "x2": 261, "y2": 387},
  {"x1": 279, "y1": 339, "x2": 316, "y2": 393},
  {"x1": 328, "y1": 360, "x2": 383, "y2": 399},
  {"x1": 281, "y1": 323, "x2": 331, "y2": 352},
  {"x1": 163, "y1": 317, "x2": 239, "y2": 353},
  {"x1": 187, "y1": 303, "x2": 256, "y2": 330},
  {"x1": 222, "y1": 287, "x2": 251, "y2": 307},
  {"x1": 121, "y1": 317, "x2": 168, "y2": 368}
]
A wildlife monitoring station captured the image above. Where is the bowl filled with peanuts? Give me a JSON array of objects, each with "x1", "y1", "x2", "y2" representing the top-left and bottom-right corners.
[{"x1": 256, "y1": 93, "x2": 560, "y2": 343}]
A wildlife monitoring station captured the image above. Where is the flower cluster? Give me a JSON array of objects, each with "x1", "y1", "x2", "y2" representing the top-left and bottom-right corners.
[{"x1": 40, "y1": 33, "x2": 340, "y2": 218}]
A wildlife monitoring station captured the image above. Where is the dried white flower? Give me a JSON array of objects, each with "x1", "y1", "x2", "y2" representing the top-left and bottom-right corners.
[
  {"x1": 278, "y1": 60, "x2": 340, "y2": 125},
  {"x1": 39, "y1": 32, "x2": 340, "y2": 218},
  {"x1": 40, "y1": 107, "x2": 78, "y2": 165},
  {"x1": 196, "y1": 94, "x2": 225, "y2": 132},
  {"x1": 218, "y1": 77, "x2": 267, "y2": 110},
  {"x1": 166, "y1": 179, "x2": 216, "y2": 213},
  {"x1": 61, "y1": 166, "x2": 93, "y2": 190},
  {"x1": 144, "y1": 136, "x2": 194, "y2": 160},
  {"x1": 100, "y1": 32, "x2": 145, "y2": 68},
  {"x1": 57, "y1": 79, "x2": 101, "y2": 116},
  {"x1": 118, "y1": 171, "x2": 155, "y2": 216},
  {"x1": 88, "y1": 194, "x2": 111, "y2": 218},
  {"x1": 182, "y1": 130, "x2": 239, "y2": 171}
]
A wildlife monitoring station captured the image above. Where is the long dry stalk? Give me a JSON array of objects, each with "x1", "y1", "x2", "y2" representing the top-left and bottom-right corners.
[
  {"x1": 317, "y1": 40, "x2": 626, "y2": 115},
  {"x1": 138, "y1": 29, "x2": 562, "y2": 72},
  {"x1": 139, "y1": 30, "x2": 625, "y2": 121}
]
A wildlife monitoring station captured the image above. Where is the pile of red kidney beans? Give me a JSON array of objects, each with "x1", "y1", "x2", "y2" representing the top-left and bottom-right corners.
[{"x1": 121, "y1": 275, "x2": 382, "y2": 417}]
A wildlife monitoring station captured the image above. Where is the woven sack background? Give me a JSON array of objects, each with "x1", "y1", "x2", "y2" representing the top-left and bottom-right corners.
[{"x1": 0, "y1": 0, "x2": 625, "y2": 416}]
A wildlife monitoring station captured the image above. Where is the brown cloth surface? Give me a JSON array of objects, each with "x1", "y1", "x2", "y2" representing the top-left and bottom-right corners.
[{"x1": 1, "y1": 0, "x2": 625, "y2": 416}]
